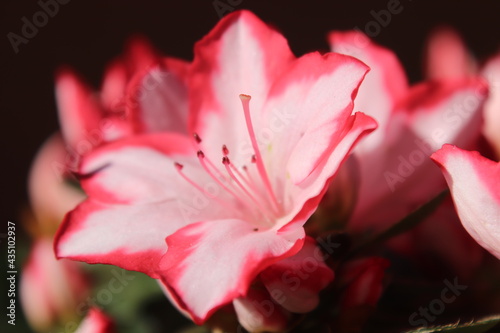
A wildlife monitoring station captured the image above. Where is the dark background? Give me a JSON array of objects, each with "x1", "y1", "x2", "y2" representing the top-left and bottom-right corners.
[{"x1": 1, "y1": 0, "x2": 500, "y2": 331}]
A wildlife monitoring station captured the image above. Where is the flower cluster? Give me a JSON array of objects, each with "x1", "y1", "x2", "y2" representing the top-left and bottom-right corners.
[{"x1": 21, "y1": 10, "x2": 500, "y2": 333}]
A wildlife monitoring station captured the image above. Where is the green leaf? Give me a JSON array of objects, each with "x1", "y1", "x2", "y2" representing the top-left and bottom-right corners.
[
  {"x1": 346, "y1": 190, "x2": 448, "y2": 259},
  {"x1": 403, "y1": 315, "x2": 500, "y2": 333}
]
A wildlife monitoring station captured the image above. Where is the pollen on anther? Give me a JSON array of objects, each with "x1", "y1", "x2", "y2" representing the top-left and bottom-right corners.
[
  {"x1": 174, "y1": 162, "x2": 183, "y2": 170},
  {"x1": 222, "y1": 156, "x2": 230, "y2": 165},
  {"x1": 239, "y1": 94, "x2": 252, "y2": 100},
  {"x1": 222, "y1": 145, "x2": 229, "y2": 156},
  {"x1": 197, "y1": 150, "x2": 205, "y2": 158},
  {"x1": 193, "y1": 133, "x2": 202, "y2": 144}
]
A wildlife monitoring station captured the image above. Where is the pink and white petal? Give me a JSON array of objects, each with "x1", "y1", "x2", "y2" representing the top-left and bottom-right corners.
[
  {"x1": 431, "y1": 145, "x2": 500, "y2": 259},
  {"x1": 157, "y1": 219, "x2": 305, "y2": 324},
  {"x1": 260, "y1": 237, "x2": 334, "y2": 313},
  {"x1": 76, "y1": 308, "x2": 115, "y2": 333},
  {"x1": 189, "y1": 10, "x2": 295, "y2": 166},
  {"x1": 425, "y1": 27, "x2": 476, "y2": 80},
  {"x1": 329, "y1": 30, "x2": 408, "y2": 151},
  {"x1": 233, "y1": 287, "x2": 290, "y2": 333},
  {"x1": 56, "y1": 198, "x2": 187, "y2": 278},
  {"x1": 28, "y1": 134, "x2": 86, "y2": 225},
  {"x1": 278, "y1": 112, "x2": 377, "y2": 231},
  {"x1": 125, "y1": 59, "x2": 190, "y2": 134},
  {"x1": 403, "y1": 79, "x2": 487, "y2": 148},
  {"x1": 481, "y1": 54, "x2": 500, "y2": 157},
  {"x1": 349, "y1": 79, "x2": 488, "y2": 232},
  {"x1": 262, "y1": 51, "x2": 371, "y2": 185},
  {"x1": 78, "y1": 133, "x2": 196, "y2": 205},
  {"x1": 55, "y1": 69, "x2": 104, "y2": 150}
]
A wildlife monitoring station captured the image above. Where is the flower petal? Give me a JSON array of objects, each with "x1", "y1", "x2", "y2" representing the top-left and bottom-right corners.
[
  {"x1": 350, "y1": 79, "x2": 488, "y2": 232},
  {"x1": 55, "y1": 198, "x2": 179, "y2": 277},
  {"x1": 431, "y1": 145, "x2": 500, "y2": 259},
  {"x1": 278, "y1": 111, "x2": 377, "y2": 232},
  {"x1": 424, "y1": 27, "x2": 475, "y2": 80},
  {"x1": 126, "y1": 58, "x2": 190, "y2": 134},
  {"x1": 55, "y1": 69, "x2": 104, "y2": 150},
  {"x1": 262, "y1": 51, "x2": 370, "y2": 186},
  {"x1": 260, "y1": 237, "x2": 334, "y2": 313},
  {"x1": 157, "y1": 219, "x2": 305, "y2": 324},
  {"x1": 233, "y1": 286, "x2": 290, "y2": 333},
  {"x1": 78, "y1": 133, "x2": 195, "y2": 205},
  {"x1": 329, "y1": 30, "x2": 408, "y2": 151},
  {"x1": 28, "y1": 134, "x2": 86, "y2": 225},
  {"x1": 189, "y1": 10, "x2": 295, "y2": 166}
]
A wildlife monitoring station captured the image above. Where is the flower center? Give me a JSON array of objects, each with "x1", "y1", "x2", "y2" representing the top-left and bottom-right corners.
[{"x1": 174, "y1": 95, "x2": 282, "y2": 227}]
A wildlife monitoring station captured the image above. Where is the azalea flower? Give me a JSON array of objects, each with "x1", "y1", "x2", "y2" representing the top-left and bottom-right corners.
[
  {"x1": 55, "y1": 10, "x2": 376, "y2": 329},
  {"x1": 432, "y1": 145, "x2": 500, "y2": 259},
  {"x1": 328, "y1": 30, "x2": 488, "y2": 234}
]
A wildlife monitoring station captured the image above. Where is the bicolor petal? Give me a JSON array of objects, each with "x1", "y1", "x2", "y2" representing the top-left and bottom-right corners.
[
  {"x1": 431, "y1": 145, "x2": 500, "y2": 259},
  {"x1": 158, "y1": 219, "x2": 304, "y2": 323},
  {"x1": 329, "y1": 30, "x2": 408, "y2": 151}
]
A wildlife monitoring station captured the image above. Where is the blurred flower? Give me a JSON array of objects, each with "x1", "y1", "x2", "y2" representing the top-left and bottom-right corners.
[
  {"x1": 28, "y1": 133, "x2": 85, "y2": 235},
  {"x1": 75, "y1": 308, "x2": 115, "y2": 333},
  {"x1": 424, "y1": 27, "x2": 477, "y2": 80},
  {"x1": 55, "y1": 36, "x2": 190, "y2": 173},
  {"x1": 54, "y1": 10, "x2": 376, "y2": 328},
  {"x1": 20, "y1": 237, "x2": 89, "y2": 332},
  {"x1": 425, "y1": 27, "x2": 500, "y2": 159},
  {"x1": 432, "y1": 145, "x2": 500, "y2": 259},
  {"x1": 329, "y1": 30, "x2": 488, "y2": 234}
]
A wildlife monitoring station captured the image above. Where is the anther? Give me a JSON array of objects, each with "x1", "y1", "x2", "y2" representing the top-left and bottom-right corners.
[
  {"x1": 193, "y1": 133, "x2": 202, "y2": 144},
  {"x1": 222, "y1": 145, "x2": 229, "y2": 156},
  {"x1": 174, "y1": 162, "x2": 183, "y2": 170}
]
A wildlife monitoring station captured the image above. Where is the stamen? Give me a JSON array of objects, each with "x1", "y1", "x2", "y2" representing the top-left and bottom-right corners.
[
  {"x1": 197, "y1": 151, "x2": 253, "y2": 211},
  {"x1": 223, "y1": 156, "x2": 272, "y2": 222},
  {"x1": 174, "y1": 161, "x2": 237, "y2": 214},
  {"x1": 198, "y1": 150, "x2": 225, "y2": 181},
  {"x1": 239, "y1": 94, "x2": 281, "y2": 214},
  {"x1": 222, "y1": 145, "x2": 229, "y2": 156}
]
